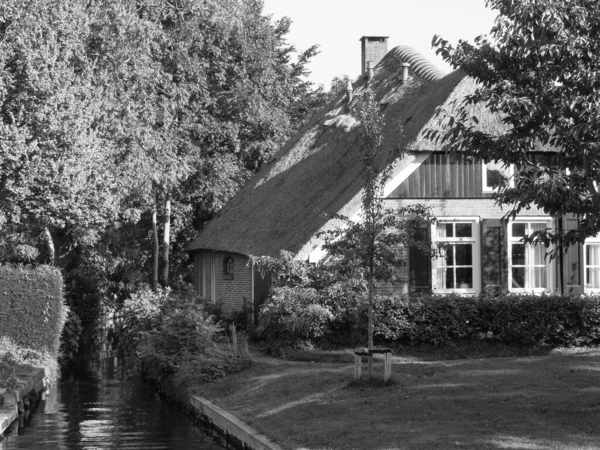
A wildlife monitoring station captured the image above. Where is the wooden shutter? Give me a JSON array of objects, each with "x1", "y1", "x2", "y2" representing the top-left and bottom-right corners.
[
  {"x1": 409, "y1": 226, "x2": 431, "y2": 292},
  {"x1": 564, "y1": 216, "x2": 584, "y2": 294},
  {"x1": 481, "y1": 219, "x2": 507, "y2": 294}
]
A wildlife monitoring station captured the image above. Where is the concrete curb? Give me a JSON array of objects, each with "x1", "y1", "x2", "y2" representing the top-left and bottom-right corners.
[
  {"x1": 190, "y1": 395, "x2": 283, "y2": 450},
  {"x1": 0, "y1": 405, "x2": 18, "y2": 436}
]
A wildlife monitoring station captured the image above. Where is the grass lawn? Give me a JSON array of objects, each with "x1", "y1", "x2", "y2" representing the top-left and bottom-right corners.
[{"x1": 191, "y1": 346, "x2": 600, "y2": 450}]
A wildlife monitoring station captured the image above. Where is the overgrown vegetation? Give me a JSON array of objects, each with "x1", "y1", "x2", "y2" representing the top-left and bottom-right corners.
[
  {"x1": 117, "y1": 286, "x2": 247, "y2": 400},
  {"x1": 0, "y1": 336, "x2": 60, "y2": 389},
  {"x1": 0, "y1": 0, "x2": 328, "y2": 357}
]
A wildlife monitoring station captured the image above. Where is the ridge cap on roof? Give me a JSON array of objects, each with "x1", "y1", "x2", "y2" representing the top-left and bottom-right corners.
[{"x1": 390, "y1": 45, "x2": 457, "y2": 85}]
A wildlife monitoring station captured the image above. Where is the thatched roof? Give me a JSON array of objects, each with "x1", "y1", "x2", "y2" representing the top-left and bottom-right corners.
[{"x1": 185, "y1": 46, "x2": 505, "y2": 258}]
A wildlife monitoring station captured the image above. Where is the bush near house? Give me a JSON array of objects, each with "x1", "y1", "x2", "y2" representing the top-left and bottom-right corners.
[
  {"x1": 374, "y1": 293, "x2": 600, "y2": 347},
  {"x1": 117, "y1": 286, "x2": 246, "y2": 400},
  {"x1": 257, "y1": 287, "x2": 600, "y2": 351}
]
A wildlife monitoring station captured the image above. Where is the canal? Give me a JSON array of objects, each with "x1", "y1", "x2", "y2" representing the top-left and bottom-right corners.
[{"x1": 0, "y1": 358, "x2": 228, "y2": 449}]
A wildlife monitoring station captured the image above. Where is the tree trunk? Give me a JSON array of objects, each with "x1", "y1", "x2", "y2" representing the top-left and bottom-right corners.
[
  {"x1": 43, "y1": 227, "x2": 55, "y2": 266},
  {"x1": 151, "y1": 205, "x2": 159, "y2": 292},
  {"x1": 368, "y1": 262, "x2": 374, "y2": 378},
  {"x1": 162, "y1": 197, "x2": 171, "y2": 287}
]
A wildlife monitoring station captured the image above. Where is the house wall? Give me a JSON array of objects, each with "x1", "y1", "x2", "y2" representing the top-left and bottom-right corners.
[
  {"x1": 384, "y1": 198, "x2": 546, "y2": 218},
  {"x1": 214, "y1": 251, "x2": 253, "y2": 315},
  {"x1": 387, "y1": 152, "x2": 556, "y2": 199},
  {"x1": 192, "y1": 249, "x2": 253, "y2": 316},
  {"x1": 382, "y1": 198, "x2": 557, "y2": 295}
]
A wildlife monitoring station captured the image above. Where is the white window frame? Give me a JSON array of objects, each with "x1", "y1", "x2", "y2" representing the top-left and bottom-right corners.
[
  {"x1": 507, "y1": 218, "x2": 554, "y2": 293},
  {"x1": 431, "y1": 217, "x2": 481, "y2": 294},
  {"x1": 584, "y1": 234, "x2": 600, "y2": 293},
  {"x1": 482, "y1": 160, "x2": 513, "y2": 193}
]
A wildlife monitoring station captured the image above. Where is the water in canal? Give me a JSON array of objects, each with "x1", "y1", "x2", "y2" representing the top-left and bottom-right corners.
[{"x1": 0, "y1": 358, "x2": 228, "y2": 449}]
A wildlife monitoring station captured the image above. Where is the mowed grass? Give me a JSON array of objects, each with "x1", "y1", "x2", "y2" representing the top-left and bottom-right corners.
[{"x1": 191, "y1": 347, "x2": 600, "y2": 450}]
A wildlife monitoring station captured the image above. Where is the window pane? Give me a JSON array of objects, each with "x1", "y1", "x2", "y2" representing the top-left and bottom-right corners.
[
  {"x1": 587, "y1": 245, "x2": 600, "y2": 266},
  {"x1": 512, "y1": 223, "x2": 526, "y2": 237},
  {"x1": 455, "y1": 244, "x2": 472, "y2": 265},
  {"x1": 512, "y1": 244, "x2": 526, "y2": 265},
  {"x1": 455, "y1": 223, "x2": 472, "y2": 238},
  {"x1": 436, "y1": 267, "x2": 447, "y2": 289},
  {"x1": 532, "y1": 267, "x2": 547, "y2": 288},
  {"x1": 437, "y1": 223, "x2": 454, "y2": 238},
  {"x1": 532, "y1": 245, "x2": 546, "y2": 265},
  {"x1": 531, "y1": 223, "x2": 546, "y2": 233},
  {"x1": 485, "y1": 161, "x2": 508, "y2": 188},
  {"x1": 445, "y1": 268, "x2": 454, "y2": 289},
  {"x1": 512, "y1": 268, "x2": 525, "y2": 288},
  {"x1": 456, "y1": 268, "x2": 473, "y2": 288},
  {"x1": 444, "y1": 246, "x2": 454, "y2": 266},
  {"x1": 587, "y1": 268, "x2": 600, "y2": 288}
]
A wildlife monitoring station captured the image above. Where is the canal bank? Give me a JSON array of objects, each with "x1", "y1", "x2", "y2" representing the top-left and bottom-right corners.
[
  {"x1": 190, "y1": 395, "x2": 282, "y2": 450},
  {"x1": 0, "y1": 358, "x2": 228, "y2": 449},
  {"x1": 0, "y1": 366, "x2": 48, "y2": 437}
]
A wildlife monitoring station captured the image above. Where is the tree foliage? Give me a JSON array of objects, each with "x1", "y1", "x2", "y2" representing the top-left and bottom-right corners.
[
  {"x1": 318, "y1": 88, "x2": 434, "y2": 350},
  {"x1": 0, "y1": 0, "x2": 326, "y2": 348},
  {"x1": 428, "y1": 0, "x2": 600, "y2": 246}
]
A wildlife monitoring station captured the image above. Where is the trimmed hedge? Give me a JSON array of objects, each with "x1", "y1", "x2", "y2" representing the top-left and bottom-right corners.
[
  {"x1": 0, "y1": 264, "x2": 68, "y2": 356},
  {"x1": 373, "y1": 293, "x2": 600, "y2": 347}
]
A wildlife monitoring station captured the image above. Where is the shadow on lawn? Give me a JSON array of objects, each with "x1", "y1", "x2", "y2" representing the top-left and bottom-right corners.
[{"x1": 249, "y1": 350, "x2": 600, "y2": 449}]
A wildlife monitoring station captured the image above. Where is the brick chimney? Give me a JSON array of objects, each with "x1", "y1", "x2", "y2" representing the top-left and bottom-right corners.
[{"x1": 360, "y1": 36, "x2": 389, "y2": 76}]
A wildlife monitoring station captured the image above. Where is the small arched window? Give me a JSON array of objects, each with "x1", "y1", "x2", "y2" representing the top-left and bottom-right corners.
[{"x1": 223, "y1": 257, "x2": 234, "y2": 279}]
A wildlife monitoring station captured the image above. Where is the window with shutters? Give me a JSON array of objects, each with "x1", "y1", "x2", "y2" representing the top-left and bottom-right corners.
[
  {"x1": 507, "y1": 219, "x2": 553, "y2": 292},
  {"x1": 431, "y1": 218, "x2": 481, "y2": 293}
]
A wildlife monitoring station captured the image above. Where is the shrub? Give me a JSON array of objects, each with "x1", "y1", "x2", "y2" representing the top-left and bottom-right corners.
[
  {"x1": 117, "y1": 286, "x2": 168, "y2": 359},
  {"x1": 117, "y1": 285, "x2": 242, "y2": 399},
  {"x1": 0, "y1": 336, "x2": 60, "y2": 386},
  {"x1": 257, "y1": 286, "x2": 335, "y2": 355},
  {"x1": 372, "y1": 292, "x2": 600, "y2": 347}
]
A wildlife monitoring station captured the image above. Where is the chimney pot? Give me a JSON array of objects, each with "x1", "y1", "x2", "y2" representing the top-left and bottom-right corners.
[
  {"x1": 400, "y1": 62, "x2": 410, "y2": 84},
  {"x1": 346, "y1": 79, "x2": 353, "y2": 104}
]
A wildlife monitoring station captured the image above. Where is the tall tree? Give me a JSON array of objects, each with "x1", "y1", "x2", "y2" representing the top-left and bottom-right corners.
[
  {"x1": 427, "y1": 0, "x2": 600, "y2": 246},
  {"x1": 319, "y1": 89, "x2": 434, "y2": 372},
  {"x1": 0, "y1": 0, "x2": 125, "y2": 265}
]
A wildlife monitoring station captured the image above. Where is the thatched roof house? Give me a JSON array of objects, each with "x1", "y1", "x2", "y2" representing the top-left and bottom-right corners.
[
  {"x1": 188, "y1": 44, "x2": 479, "y2": 259},
  {"x1": 187, "y1": 37, "x2": 576, "y2": 317}
]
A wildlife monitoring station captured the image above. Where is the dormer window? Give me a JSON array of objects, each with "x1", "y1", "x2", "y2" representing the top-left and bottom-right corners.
[
  {"x1": 223, "y1": 257, "x2": 234, "y2": 280},
  {"x1": 482, "y1": 160, "x2": 512, "y2": 193}
]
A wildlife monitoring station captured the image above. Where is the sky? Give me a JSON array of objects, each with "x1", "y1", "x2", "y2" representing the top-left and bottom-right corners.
[{"x1": 262, "y1": 0, "x2": 498, "y2": 89}]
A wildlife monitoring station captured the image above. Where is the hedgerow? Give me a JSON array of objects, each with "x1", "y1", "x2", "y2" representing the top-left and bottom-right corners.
[
  {"x1": 373, "y1": 292, "x2": 600, "y2": 347},
  {"x1": 0, "y1": 264, "x2": 67, "y2": 356}
]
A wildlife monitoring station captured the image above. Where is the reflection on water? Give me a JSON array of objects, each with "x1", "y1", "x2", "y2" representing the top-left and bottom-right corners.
[{"x1": 0, "y1": 358, "x2": 227, "y2": 450}]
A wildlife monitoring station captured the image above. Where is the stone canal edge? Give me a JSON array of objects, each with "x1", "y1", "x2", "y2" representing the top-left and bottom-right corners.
[
  {"x1": 190, "y1": 395, "x2": 283, "y2": 450},
  {"x1": 0, "y1": 367, "x2": 48, "y2": 437}
]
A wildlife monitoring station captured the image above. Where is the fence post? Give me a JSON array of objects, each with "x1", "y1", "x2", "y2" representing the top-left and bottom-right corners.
[{"x1": 230, "y1": 324, "x2": 238, "y2": 355}]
